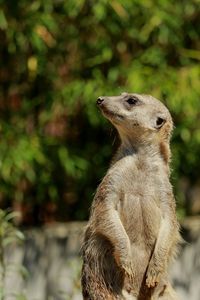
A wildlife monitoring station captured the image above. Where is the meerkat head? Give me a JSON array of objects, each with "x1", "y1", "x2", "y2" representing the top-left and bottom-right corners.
[{"x1": 97, "y1": 93, "x2": 173, "y2": 160}]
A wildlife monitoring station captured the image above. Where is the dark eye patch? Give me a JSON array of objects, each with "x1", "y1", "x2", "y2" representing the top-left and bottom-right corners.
[
  {"x1": 155, "y1": 117, "x2": 166, "y2": 129},
  {"x1": 126, "y1": 97, "x2": 139, "y2": 105}
]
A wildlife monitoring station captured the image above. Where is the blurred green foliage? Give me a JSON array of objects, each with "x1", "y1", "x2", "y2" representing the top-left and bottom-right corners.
[{"x1": 0, "y1": 0, "x2": 200, "y2": 223}]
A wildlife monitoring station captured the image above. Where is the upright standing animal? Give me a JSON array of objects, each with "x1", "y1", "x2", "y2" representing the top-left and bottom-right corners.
[{"x1": 81, "y1": 93, "x2": 181, "y2": 300}]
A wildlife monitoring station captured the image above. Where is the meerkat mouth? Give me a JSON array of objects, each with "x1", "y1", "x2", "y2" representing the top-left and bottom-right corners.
[{"x1": 100, "y1": 106, "x2": 124, "y2": 121}]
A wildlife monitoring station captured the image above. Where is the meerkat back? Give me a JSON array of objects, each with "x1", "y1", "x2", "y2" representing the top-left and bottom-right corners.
[{"x1": 81, "y1": 93, "x2": 181, "y2": 300}]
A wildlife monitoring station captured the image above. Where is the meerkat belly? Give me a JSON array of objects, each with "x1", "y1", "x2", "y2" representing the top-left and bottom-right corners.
[
  {"x1": 119, "y1": 193, "x2": 161, "y2": 248},
  {"x1": 118, "y1": 193, "x2": 162, "y2": 287}
]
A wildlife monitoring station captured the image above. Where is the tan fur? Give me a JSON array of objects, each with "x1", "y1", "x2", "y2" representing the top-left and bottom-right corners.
[{"x1": 81, "y1": 93, "x2": 181, "y2": 300}]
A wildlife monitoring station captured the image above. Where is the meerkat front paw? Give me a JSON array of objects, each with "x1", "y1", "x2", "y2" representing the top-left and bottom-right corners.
[
  {"x1": 114, "y1": 251, "x2": 135, "y2": 279},
  {"x1": 146, "y1": 260, "x2": 164, "y2": 288},
  {"x1": 122, "y1": 258, "x2": 135, "y2": 279}
]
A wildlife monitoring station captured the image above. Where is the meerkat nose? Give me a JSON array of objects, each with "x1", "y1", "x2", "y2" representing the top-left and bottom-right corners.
[{"x1": 97, "y1": 97, "x2": 104, "y2": 105}]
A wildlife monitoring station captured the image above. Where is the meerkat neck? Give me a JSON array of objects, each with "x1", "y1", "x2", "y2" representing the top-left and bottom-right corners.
[{"x1": 113, "y1": 136, "x2": 171, "y2": 171}]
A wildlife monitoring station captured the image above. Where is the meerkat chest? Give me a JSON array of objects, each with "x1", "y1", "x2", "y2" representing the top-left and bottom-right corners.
[
  {"x1": 109, "y1": 157, "x2": 167, "y2": 239},
  {"x1": 119, "y1": 190, "x2": 161, "y2": 229},
  {"x1": 117, "y1": 172, "x2": 164, "y2": 245}
]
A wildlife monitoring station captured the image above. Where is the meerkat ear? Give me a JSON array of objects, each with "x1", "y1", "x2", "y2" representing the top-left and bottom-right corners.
[{"x1": 154, "y1": 116, "x2": 166, "y2": 129}]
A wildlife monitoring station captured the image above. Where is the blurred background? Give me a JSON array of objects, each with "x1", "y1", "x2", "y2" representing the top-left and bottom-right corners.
[{"x1": 0, "y1": 1, "x2": 200, "y2": 299}]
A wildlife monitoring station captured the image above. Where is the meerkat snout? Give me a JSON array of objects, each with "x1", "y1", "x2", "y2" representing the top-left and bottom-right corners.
[{"x1": 96, "y1": 97, "x2": 104, "y2": 106}]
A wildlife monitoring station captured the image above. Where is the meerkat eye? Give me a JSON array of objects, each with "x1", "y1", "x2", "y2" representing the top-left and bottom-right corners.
[
  {"x1": 126, "y1": 97, "x2": 138, "y2": 105},
  {"x1": 155, "y1": 117, "x2": 165, "y2": 129}
]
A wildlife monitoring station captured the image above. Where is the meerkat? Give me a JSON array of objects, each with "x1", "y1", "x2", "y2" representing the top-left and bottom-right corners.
[{"x1": 81, "y1": 93, "x2": 181, "y2": 300}]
